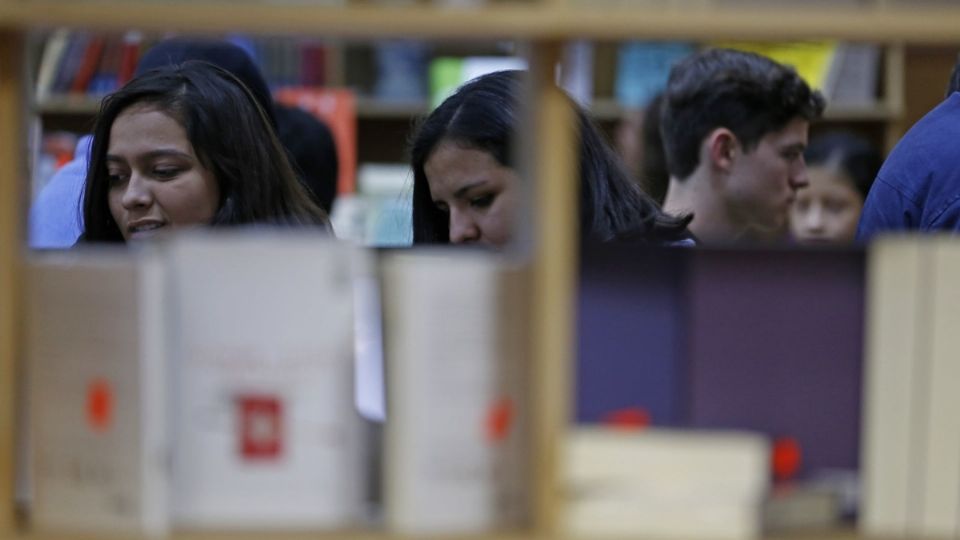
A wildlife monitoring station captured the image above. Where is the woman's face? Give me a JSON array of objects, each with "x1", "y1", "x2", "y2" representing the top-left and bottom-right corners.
[
  {"x1": 423, "y1": 140, "x2": 520, "y2": 247},
  {"x1": 790, "y1": 165, "x2": 864, "y2": 245},
  {"x1": 106, "y1": 104, "x2": 220, "y2": 241}
]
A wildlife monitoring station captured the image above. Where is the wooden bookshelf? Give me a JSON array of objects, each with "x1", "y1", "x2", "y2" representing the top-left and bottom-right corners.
[
  {"x1": 0, "y1": 528, "x2": 907, "y2": 540},
  {"x1": 0, "y1": 30, "x2": 24, "y2": 534},
  {"x1": 1, "y1": 2, "x2": 960, "y2": 41},
  {"x1": 5, "y1": 2, "x2": 960, "y2": 539}
]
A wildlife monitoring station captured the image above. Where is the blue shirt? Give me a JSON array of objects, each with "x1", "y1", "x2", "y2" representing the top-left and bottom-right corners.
[
  {"x1": 857, "y1": 93, "x2": 960, "y2": 242},
  {"x1": 29, "y1": 135, "x2": 92, "y2": 249}
]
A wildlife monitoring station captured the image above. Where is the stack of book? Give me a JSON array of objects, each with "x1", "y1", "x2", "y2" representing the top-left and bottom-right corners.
[
  {"x1": 861, "y1": 236, "x2": 960, "y2": 538},
  {"x1": 562, "y1": 428, "x2": 769, "y2": 540},
  {"x1": 26, "y1": 232, "x2": 367, "y2": 535}
]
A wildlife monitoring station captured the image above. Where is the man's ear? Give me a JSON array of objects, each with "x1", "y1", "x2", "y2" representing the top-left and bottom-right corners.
[{"x1": 706, "y1": 128, "x2": 739, "y2": 173}]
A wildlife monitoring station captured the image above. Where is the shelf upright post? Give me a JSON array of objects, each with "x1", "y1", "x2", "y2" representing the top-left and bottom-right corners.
[
  {"x1": 884, "y1": 42, "x2": 906, "y2": 154},
  {"x1": 0, "y1": 29, "x2": 25, "y2": 534},
  {"x1": 525, "y1": 38, "x2": 579, "y2": 537}
]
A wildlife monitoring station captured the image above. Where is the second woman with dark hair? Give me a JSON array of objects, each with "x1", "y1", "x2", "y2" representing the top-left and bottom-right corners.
[
  {"x1": 410, "y1": 70, "x2": 692, "y2": 247},
  {"x1": 82, "y1": 60, "x2": 329, "y2": 242}
]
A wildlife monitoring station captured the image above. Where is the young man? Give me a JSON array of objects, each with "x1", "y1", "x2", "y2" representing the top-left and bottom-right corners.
[{"x1": 660, "y1": 48, "x2": 825, "y2": 244}]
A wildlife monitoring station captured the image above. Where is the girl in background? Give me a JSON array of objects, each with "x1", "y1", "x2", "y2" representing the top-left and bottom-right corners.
[{"x1": 790, "y1": 132, "x2": 881, "y2": 245}]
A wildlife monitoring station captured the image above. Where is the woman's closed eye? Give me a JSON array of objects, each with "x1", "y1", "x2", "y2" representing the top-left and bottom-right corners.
[
  {"x1": 107, "y1": 169, "x2": 129, "y2": 186},
  {"x1": 152, "y1": 165, "x2": 183, "y2": 180},
  {"x1": 469, "y1": 193, "x2": 495, "y2": 209}
]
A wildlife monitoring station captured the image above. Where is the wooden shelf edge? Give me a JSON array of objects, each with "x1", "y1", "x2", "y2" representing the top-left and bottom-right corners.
[
  {"x1": 34, "y1": 95, "x2": 432, "y2": 119},
  {"x1": 37, "y1": 95, "x2": 900, "y2": 125},
  {"x1": 589, "y1": 98, "x2": 900, "y2": 123},
  {"x1": 5, "y1": 3, "x2": 960, "y2": 42}
]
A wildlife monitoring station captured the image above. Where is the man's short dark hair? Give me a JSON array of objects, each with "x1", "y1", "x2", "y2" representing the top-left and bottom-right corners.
[{"x1": 661, "y1": 48, "x2": 826, "y2": 181}]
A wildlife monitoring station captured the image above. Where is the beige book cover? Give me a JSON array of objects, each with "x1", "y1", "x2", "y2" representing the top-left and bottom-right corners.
[
  {"x1": 860, "y1": 237, "x2": 929, "y2": 537},
  {"x1": 562, "y1": 427, "x2": 769, "y2": 540},
  {"x1": 26, "y1": 248, "x2": 169, "y2": 537},
  {"x1": 166, "y1": 231, "x2": 366, "y2": 529},
  {"x1": 382, "y1": 250, "x2": 528, "y2": 535}
]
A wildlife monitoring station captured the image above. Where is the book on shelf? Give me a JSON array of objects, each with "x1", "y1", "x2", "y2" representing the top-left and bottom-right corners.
[
  {"x1": 26, "y1": 232, "x2": 371, "y2": 533},
  {"x1": 36, "y1": 29, "x2": 145, "y2": 101},
  {"x1": 823, "y1": 43, "x2": 881, "y2": 108},
  {"x1": 710, "y1": 40, "x2": 881, "y2": 107},
  {"x1": 860, "y1": 237, "x2": 927, "y2": 537},
  {"x1": 35, "y1": 29, "x2": 71, "y2": 102},
  {"x1": 861, "y1": 236, "x2": 960, "y2": 538},
  {"x1": 51, "y1": 32, "x2": 90, "y2": 96},
  {"x1": 918, "y1": 239, "x2": 960, "y2": 536},
  {"x1": 26, "y1": 248, "x2": 170, "y2": 537},
  {"x1": 166, "y1": 232, "x2": 366, "y2": 530},
  {"x1": 613, "y1": 41, "x2": 695, "y2": 109},
  {"x1": 428, "y1": 56, "x2": 528, "y2": 109},
  {"x1": 274, "y1": 87, "x2": 357, "y2": 196},
  {"x1": 69, "y1": 35, "x2": 107, "y2": 95},
  {"x1": 763, "y1": 484, "x2": 841, "y2": 532},
  {"x1": 329, "y1": 163, "x2": 413, "y2": 247},
  {"x1": 116, "y1": 31, "x2": 144, "y2": 89},
  {"x1": 710, "y1": 41, "x2": 838, "y2": 91},
  {"x1": 381, "y1": 250, "x2": 528, "y2": 534},
  {"x1": 562, "y1": 427, "x2": 769, "y2": 540}
]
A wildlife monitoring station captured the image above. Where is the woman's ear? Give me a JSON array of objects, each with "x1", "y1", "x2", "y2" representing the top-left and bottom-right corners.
[{"x1": 706, "y1": 128, "x2": 739, "y2": 173}]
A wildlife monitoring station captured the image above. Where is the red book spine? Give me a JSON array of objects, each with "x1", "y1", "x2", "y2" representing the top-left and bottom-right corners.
[
  {"x1": 69, "y1": 35, "x2": 106, "y2": 94},
  {"x1": 116, "y1": 32, "x2": 143, "y2": 87}
]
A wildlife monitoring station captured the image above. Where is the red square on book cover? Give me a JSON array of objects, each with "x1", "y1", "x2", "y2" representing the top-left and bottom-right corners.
[{"x1": 238, "y1": 395, "x2": 283, "y2": 460}]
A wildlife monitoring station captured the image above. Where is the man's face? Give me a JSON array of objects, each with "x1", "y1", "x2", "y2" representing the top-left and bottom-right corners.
[{"x1": 723, "y1": 117, "x2": 810, "y2": 240}]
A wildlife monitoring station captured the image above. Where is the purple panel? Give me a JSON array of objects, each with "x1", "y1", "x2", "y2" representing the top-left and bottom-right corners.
[
  {"x1": 685, "y1": 249, "x2": 865, "y2": 476},
  {"x1": 576, "y1": 244, "x2": 688, "y2": 426}
]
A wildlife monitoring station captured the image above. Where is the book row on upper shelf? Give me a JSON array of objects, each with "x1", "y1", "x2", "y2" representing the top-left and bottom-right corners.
[{"x1": 33, "y1": 30, "x2": 889, "y2": 118}]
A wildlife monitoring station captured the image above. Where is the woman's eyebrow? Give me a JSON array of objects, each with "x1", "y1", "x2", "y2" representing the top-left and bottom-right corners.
[
  {"x1": 454, "y1": 180, "x2": 488, "y2": 199},
  {"x1": 106, "y1": 149, "x2": 192, "y2": 162}
]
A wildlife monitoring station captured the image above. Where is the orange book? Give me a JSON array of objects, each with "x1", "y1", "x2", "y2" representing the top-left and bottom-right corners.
[{"x1": 274, "y1": 87, "x2": 357, "y2": 195}]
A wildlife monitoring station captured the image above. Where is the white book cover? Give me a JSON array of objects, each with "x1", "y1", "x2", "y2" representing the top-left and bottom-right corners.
[
  {"x1": 562, "y1": 428, "x2": 769, "y2": 540},
  {"x1": 166, "y1": 231, "x2": 365, "y2": 529},
  {"x1": 27, "y1": 248, "x2": 169, "y2": 537},
  {"x1": 917, "y1": 238, "x2": 960, "y2": 536},
  {"x1": 860, "y1": 237, "x2": 929, "y2": 537},
  {"x1": 382, "y1": 250, "x2": 525, "y2": 535}
]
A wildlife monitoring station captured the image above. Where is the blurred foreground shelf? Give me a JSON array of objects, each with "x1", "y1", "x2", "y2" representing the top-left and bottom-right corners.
[
  {"x1": 0, "y1": 529, "x2": 875, "y2": 540},
  {"x1": 2, "y1": 2, "x2": 960, "y2": 42}
]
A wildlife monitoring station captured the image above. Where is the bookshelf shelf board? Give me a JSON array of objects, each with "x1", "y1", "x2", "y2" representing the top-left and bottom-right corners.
[
  {"x1": 589, "y1": 98, "x2": 899, "y2": 123},
  {"x1": 35, "y1": 96, "x2": 430, "y2": 119},
  {"x1": 34, "y1": 96, "x2": 101, "y2": 115},
  {"x1": 823, "y1": 103, "x2": 901, "y2": 121},
  {"x1": 355, "y1": 97, "x2": 428, "y2": 119},
  {"x1": 37, "y1": 96, "x2": 900, "y2": 125},
  {"x1": 0, "y1": 528, "x2": 877, "y2": 540},
  {"x1": 6, "y1": 2, "x2": 960, "y2": 42}
]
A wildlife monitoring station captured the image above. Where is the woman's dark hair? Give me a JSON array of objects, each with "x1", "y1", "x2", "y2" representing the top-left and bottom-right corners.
[
  {"x1": 81, "y1": 60, "x2": 329, "y2": 242},
  {"x1": 410, "y1": 70, "x2": 691, "y2": 245},
  {"x1": 805, "y1": 131, "x2": 882, "y2": 199}
]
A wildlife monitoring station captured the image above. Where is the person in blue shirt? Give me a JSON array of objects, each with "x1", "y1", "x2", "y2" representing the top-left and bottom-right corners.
[{"x1": 856, "y1": 92, "x2": 960, "y2": 242}]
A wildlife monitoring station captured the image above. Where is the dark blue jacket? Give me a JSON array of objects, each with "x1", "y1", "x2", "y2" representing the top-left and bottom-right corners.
[{"x1": 857, "y1": 93, "x2": 960, "y2": 242}]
